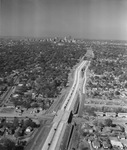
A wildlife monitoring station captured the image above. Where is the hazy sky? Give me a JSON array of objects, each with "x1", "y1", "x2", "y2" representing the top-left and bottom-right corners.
[{"x1": 0, "y1": 0, "x2": 127, "y2": 40}]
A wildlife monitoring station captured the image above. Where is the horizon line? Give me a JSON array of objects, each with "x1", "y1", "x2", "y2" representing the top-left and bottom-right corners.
[{"x1": 0, "y1": 35, "x2": 127, "y2": 42}]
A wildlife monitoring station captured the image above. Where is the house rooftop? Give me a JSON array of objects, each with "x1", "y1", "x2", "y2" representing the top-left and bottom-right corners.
[
  {"x1": 120, "y1": 139, "x2": 127, "y2": 147},
  {"x1": 110, "y1": 140, "x2": 123, "y2": 148},
  {"x1": 92, "y1": 140, "x2": 100, "y2": 148},
  {"x1": 103, "y1": 141, "x2": 111, "y2": 148}
]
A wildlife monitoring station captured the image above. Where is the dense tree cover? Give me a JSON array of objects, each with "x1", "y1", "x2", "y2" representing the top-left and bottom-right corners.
[
  {"x1": 0, "y1": 117, "x2": 38, "y2": 132},
  {"x1": 89, "y1": 44, "x2": 127, "y2": 75},
  {"x1": 0, "y1": 39, "x2": 87, "y2": 148},
  {"x1": 0, "y1": 117, "x2": 39, "y2": 149},
  {"x1": 0, "y1": 39, "x2": 87, "y2": 108},
  {"x1": 104, "y1": 118, "x2": 112, "y2": 126},
  {"x1": 87, "y1": 43, "x2": 127, "y2": 100},
  {"x1": 0, "y1": 138, "x2": 24, "y2": 150},
  {"x1": 0, "y1": 41, "x2": 86, "y2": 77}
]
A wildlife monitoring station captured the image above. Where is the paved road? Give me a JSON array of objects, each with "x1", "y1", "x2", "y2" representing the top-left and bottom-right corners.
[
  {"x1": 0, "y1": 76, "x2": 19, "y2": 106},
  {"x1": 25, "y1": 60, "x2": 89, "y2": 150},
  {"x1": 41, "y1": 60, "x2": 89, "y2": 150},
  {"x1": 25, "y1": 119, "x2": 53, "y2": 150},
  {"x1": 82, "y1": 61, "x2": 90, "y2": 94},
  {"x1": 84, "y1": 103, "x2": 127, "y2": 109},
  {"x1": 24, "y1": 59, "x2": 87, "y2": 150},
  {"x1": 46, "y1": 59, "x2": 85, "y2": 114},
  {"x1": 0, "y1": 112, "x2": 54, "y2": 120}
]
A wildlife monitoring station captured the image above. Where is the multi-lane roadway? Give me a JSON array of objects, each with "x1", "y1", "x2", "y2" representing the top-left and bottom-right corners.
[
  {"x1": 41, "y1": 60, "x2": 88, "y2": 150},
  {"x1": 82, "y1": 61, "x2": 90, "y2": 94}
]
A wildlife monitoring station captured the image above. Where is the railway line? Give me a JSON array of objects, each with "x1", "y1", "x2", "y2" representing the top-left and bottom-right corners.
[{"x1": 41, "y1": 60, "x2": 87, "y2": 150}]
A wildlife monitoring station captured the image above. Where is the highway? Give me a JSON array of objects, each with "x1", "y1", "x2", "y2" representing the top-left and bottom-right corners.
[
  {"x1": 82, "y1": 61, "x2": 90, "y2": 94},
  {"x1": 41, "y1": 60, "x2": 88, "y2": 150}
]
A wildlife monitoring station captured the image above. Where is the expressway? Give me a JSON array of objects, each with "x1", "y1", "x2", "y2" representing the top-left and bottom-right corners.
[
  {"x1": 82, "y1": 61, "x2": 90, "y2": 94},
  {"x1": 41, "y1": 60, "x2": 88, "y2": 150}
]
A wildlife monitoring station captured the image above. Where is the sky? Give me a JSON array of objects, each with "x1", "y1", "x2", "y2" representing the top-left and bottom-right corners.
[{"x1": 0, "y1": 0, "x2": 127, "y2": 40}]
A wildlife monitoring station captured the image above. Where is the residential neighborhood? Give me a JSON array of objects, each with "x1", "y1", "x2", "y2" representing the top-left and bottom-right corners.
[
  {"x1": 0, "y1": 37, "x2": 127, "y2": 150},
  {"x1": 76, "y1": 42, "x2": 127, "y2": 150}
]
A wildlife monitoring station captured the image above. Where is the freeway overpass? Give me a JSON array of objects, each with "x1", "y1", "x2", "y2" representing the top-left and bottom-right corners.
[{"x1": 41, "y1": 60, "x2": 88, "y2": 150}]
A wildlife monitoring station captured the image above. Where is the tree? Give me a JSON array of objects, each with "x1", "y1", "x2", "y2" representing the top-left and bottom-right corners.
[
  {"x1": 22, "y1": 101, "x2": 31, "y2": 109},
  {"x1": 86, "y1": 107, "x2": 96, "y2": 116},
  {"x1": 98, "y1": 122, "x2": 104, "y2": 128},
  {"x1": 13, "y1": 117, "x2": 19, "y2": 128},
  {"x1": 22, "y1": 119, "x2": 32, "y2": 129},
  {"x1": 104, "y1": 119, "x2": 112, "y2": 126},
  {"x1": 31, "y1": 103, "x2": 39, "y2": 108},
  {"x1": 115, "y1": 91, "x2": 120, "y2": 96},
  {"x1": 93, "y1": 120, "x2": 98, "y2": 126},
  {"x1": 0, "y1": 138, "x2": 15, "y2": 150},
  {"x1": 125, "y1": 82, "x2": 127, "y2": 88}
]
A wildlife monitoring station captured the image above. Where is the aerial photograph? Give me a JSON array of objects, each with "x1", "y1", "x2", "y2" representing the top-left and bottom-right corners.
[{"x1": 0, "y1": 0, "x2": 127, "y2": 150}]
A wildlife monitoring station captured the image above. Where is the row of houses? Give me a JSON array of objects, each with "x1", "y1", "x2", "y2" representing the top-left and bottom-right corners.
[
  {"x1": 89, "y1": 137, "x2": 127, "y2": 149},
  {"x1": 95, "y1": 112, "x2": 127, "y2": 118}
]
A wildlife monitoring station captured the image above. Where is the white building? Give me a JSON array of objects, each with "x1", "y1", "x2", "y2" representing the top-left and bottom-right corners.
[
  {"x1": 118, "y1": 113, "x2": 127, "y2": 118},
  {"x1": 110, "y1": 140, "x2": 123, "y2": 149}
]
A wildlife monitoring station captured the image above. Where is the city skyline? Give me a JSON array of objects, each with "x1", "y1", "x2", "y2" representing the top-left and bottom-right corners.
[{"x1": 0, "y1": 0, "x2": 127, "y2": 40}]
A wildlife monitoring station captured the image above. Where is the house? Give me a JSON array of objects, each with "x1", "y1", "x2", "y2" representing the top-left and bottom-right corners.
[
  {"x1": 102, "y1": 127, "x2": 112, "y2": 134},
  {"x1": 118, "y1": 113, "x2": 127, "y2": 118},
  {"x1": 18, "y1": 83, "x2": 24, "y2": 87},
  {"x1": 92, "y1": 140, "x2": 100, "y2": 149},
  {"x1": 118, "y1": 134, "x2": 126, "y2": 140},
  {"x1": 25, "y1": 126, "x2": 33, "y2": 133},
  {"x1": 95, "y1": 112, "x2": 104, "y2": 117},
  {"x1": 102, "y1": 141, "x2": 111, "y2": 149},
  {"x1": 81, "y1": 123, "x2": 91, "y2": 129},
  {"x1": 110, "y1": 137, "x2": 123, "y2": 149},
  {"x1": 83, "y1": 129, "x2": 89, "y2": 133},
  {"x1": 16, "y1": 109, "x2": 22, "y2": 113},
  {"x1": 12, "y1": 94, "x2": 19, "y2": 98},
  {"x1": 105, "y1": 112, "x2": 116, "y2": 117},
  {"x1": 82, "y1": 123, "x2": 94, "y2": 133},
  {"x1": 88, "y1": 136, "x2": 94, "y2": 142},
  {"x1": 16, "y1": 106, "x2": 22, "y2": 110},
  {"x1": 6, "y1": 117, "x2": 14, "y2": 123},
  {"x1": 120, "y1": 139, "x2": 127, "y2": 147},
  {"x1": 112, "y1": 125, "x2": 124, "y2": 132},
  {"x1": 112, "y1": 130, "x2": 122, "y2": 136}
]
